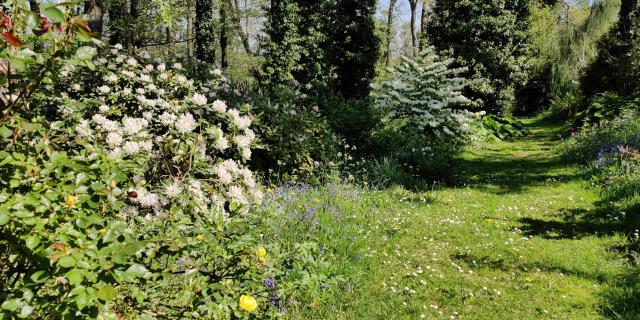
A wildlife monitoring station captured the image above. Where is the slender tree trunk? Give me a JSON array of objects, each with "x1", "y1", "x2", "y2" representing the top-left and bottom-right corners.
[
  {"x1": 408, "y1": 0, "x2": 417, "y2": 56},
  {"x1": 226, "y1": 0, "x2": 252, "y2": 55},
  {"x1": 419, "y1": 0, "x2": 429, "y2": 50},
  {"x1": 84, "y1": 0, "x2": 104, "y2": 35},
  {"x1": 385, "y1": 0, "x2": 397, "y2": 67},
  {"x1": 220, "y1": 1, "x2": 229, "y2": 69}
]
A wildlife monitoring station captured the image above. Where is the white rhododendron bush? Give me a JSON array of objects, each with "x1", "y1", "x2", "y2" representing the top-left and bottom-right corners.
[
  {"x1": 1, "y1": 43, "x2": 303, "y2": 319},
  {"x1": 66, "y1": 44, "x2": 262, "y2": 218}
]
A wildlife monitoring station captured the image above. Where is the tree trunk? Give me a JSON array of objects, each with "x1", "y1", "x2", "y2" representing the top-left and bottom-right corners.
[
  {"x1": 220, "y1": 1, "x2": 229, "y2": 69},
  {"x1": 195, "y1": 0, "x2": 216, "y2": 64},
  {"x1": 408, "y1": 0, "x2": 417, "y2": 56},
  {"x1": 226, "y1": 0, "x2": 252, "y2": 55},
  {"x1": 385, "y1": 0, "x2": 397, "y2": 67},
  {"x1": 419, "y1": 0, "x2": 429, "y2": 50},
  {"x1": 108, "y1": 0, "x2": 128, "y2": 46},
  {"x1": 130, "y1": 0, "x2": 141, "y2": 47},
  {"x1": 84, "y1": 0, "x2": 104, "y2": 35}
]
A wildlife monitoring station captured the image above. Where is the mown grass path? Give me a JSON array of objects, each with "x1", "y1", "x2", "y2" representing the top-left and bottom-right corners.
[{"x1": 291, "y1": 118, "x2": 635, "y2": 320}]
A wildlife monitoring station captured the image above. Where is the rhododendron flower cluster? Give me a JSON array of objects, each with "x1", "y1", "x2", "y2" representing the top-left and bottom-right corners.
[{"x1": 63, "y1": 45, "x2": 262, "y2": 220}]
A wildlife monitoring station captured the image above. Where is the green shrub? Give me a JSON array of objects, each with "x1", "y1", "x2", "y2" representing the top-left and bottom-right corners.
[{"x1": 577, "y1": 91, "x2": 640, "y2": 125}]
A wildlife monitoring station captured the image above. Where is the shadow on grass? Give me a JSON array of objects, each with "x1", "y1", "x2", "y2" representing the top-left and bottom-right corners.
[
  {"x1": 452, "y1": 117, "x2": 584, "y2": 194},
  {"x1": 517, "y1": 199, "x2": 640, "y2": 319}
]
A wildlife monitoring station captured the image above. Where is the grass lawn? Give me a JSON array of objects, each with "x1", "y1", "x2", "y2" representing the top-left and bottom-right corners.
[{"x1": 262, "y1": 118, "x2": 639, "y2": 320}]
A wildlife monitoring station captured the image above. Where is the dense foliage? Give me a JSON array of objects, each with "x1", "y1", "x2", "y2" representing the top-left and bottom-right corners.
[
  {"x1": 427, "y1": 0, "x2": 531, "y2": 114},
  {"x1": 582, "y1": 0, "x2": 640, "y2": 98},
  {"x1": 372, "y1": 47, "x2": 478, "y2": 171}
]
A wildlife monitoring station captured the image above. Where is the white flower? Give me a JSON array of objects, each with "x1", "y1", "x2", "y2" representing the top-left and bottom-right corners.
[
  {"x1": 114, "y1": 43, "x2": 123, "y2": 50},
  {"x1": 122, "y1": 117, "x2": 148, "y2": 136},
  {"x1": 215, "y1": 137, "x2": 229, "y2": 151},
  {"x1": 105, "y1": 74, "x2": 118, "y2": 83},
  {"x1": 106, "y1": 132, "x2": 123, "y2": 147},
  {"x1": 99, "y1": 105, "x2": 110, "y2": 113},
  {"x1": 175, "y1": 113, "x2": 197, "y2": 134},
  {"x1": 234, "y1": 116, "x2": 251, "y2": 130},
  {"x1": 108, "y1": 147, "x2": 123, "y2": 158},
  {"x1": 214, "y1": 165, "x2": 233, "y2": 185},
  {"x1": 147, "y1": 83, "x2": 157, "y2": 91},
  {"x1": 101, "y1": 119, "x2": 120, "y2": 132},
  {"x1": 212, "y1": 100, "x2": 227, "y2": 113},
  {"x1": 157, "y1": 64, "x2": 166, "y2": 72},
  {"x1": 135, "y1": 88, "x2": 146, "y2": 95},
  {"x1": 143, "y1": 112, "x2": 153, "y2": 120},
  {"x1": 212, "y1": 68, "x2": 222, "y2": 76},
  {"x1": 191, "y1": 93, "x2": 207, "y2": 106},
  {"x1": 92, "y1": 114, "x2": 107, "y2": 125},
  {"x1": 159, "y1": 73, "x2": 169, "y2": 80},
  {"x1": 233, "y1": 135, "x2": 251, "y2": 148},
  {"x1": 241, "y1": 148, "x2": 251, "y2": 161},
  {"x1": 159, "y1": 112, "x2": 177, "y2": 126},
  {"x1": 173, "y1": 63, "x2": 183, "y2": 69},
  {"x1": 222, "y1": 159, "x2": 239, "y2": 174},
  {"x1": 139, "y1": 74, "x2": 151, "y2": 82},
  {"x1": 123, "y1": 141, "x2": 140, "y2": 155},
  {"x1": 98, "y1": 85, "x2": 111, "y2": 94},
  {"x1": 127, "y1": 57, "x2": 138, "y2": 66},
  {"x1": 122, "y1": 87, "x2": 133, "y2": 95},
  {"x1": 140, "y1": 140, "x2": 153, "y2": 152},
  {"x1": 145, "y1": 64, "x2": 154, "y2": 72},
  {"x1": 228, "y1": 186, "x2": 247, "y2": 205},
  {"x1": 72, "y1": 84, "x2": 81, "y2": 91},
  {"x1": 165, "y1": 183, "x2": 181, "y2": 198}
]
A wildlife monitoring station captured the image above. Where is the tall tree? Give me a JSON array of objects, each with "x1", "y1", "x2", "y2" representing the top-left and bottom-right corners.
[
  {"x1": 582, "y1": 0, "x2": 640, "y2": 97},
  {"x1": 259, "y1": 0, "x2": 302, "y2": 94},
  {"x1": 220, "y1": 1, "x2": 230, "y2": 69},
  {"x1": 107, "y1": 0, "x2": 129, "y2": 46},
  {"x1": 427, "y1": 0, "x2": 531, "y2": 114},
  {"x1": 227, "y1": 0, "x2": 252, "y2": 55},
  {"x1": 419, "y1": 0, "x2": 430, "y2": 50},
  {"x1": 329, "y1": 0, "x2": 380, "y2": 99},
  {"x1": 384, "y1": 0, "x2": 398, "y2": 67},
  {"x1": 407, "y1": 0, "x2": 418, "y2": 56},
  {"x1": 195, "y1": 0, "x2": 216, "y2": 65}
]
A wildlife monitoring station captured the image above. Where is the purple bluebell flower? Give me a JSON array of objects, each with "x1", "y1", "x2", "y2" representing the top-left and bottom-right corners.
[
  {"x1": 320, "y1": 246, "x2": 327, "y2": 254},
  {"x1": 263, "y1": 278, "x2": 276, "y2": 288}
]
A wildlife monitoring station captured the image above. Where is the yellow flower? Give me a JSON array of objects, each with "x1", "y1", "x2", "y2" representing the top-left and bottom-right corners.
[
  {"x1": 256, "y1": 247, "x2": 267, "y2": 258},
  {"x1": 99, "y1": 228, "x2": 107, "y2": 234},
  {"x1": 239, "y1": 295, "x2": 257, "y2": 312},
  {"x1": 485, "y1": 219, "x2": 494, "y2": 224},
  {"x1": 266, "y1": 188, "x2": 274, "y2": 194},
  {"x1": 196, "y1": 234, "x2": 204, "y2": 241},
  {"x1": 258, "y1": 256, "x2": 267, "y2": 264},
  {"x1": 65, "y1": 195, "x2": 77, "y2": 207}
]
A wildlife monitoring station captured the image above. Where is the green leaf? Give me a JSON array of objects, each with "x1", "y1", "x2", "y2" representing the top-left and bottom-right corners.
[
  {"x1": 66, "y1": 269, "x2": 84, "y2": 286},
  {"x1": 1, "y1": 299, "x2": 22, "y2": 311},
  {"x1": 25, "y1": 235, "x2": 40, "y2": 250},
  {"x1": 0, "y1": 212, "x2": 9, "y2": 226},
  {"x1": 42, "y1": 7, "x2": 65, "y2": 23},
  {"x1": 29, "y1": 270, "x2": 49, "y2": 283},
  {"x1": 96, "y1": 285, "x2": 117, "y2": 302},
  {"x1": 19, "y1": 304, "x2": 34, "y2": 317},
  {"x1": 126, "y1": 264, "x2": 150, "y2": 278},
  {"x1": 0, "y1": 126, "x2": 13, "y2": 139},
  {"x1": 75, "y1": 46, "x2": 97, "y2": 61},
  {"x1": 58, "y1": 255, "x2": 76, "y2": 268}
]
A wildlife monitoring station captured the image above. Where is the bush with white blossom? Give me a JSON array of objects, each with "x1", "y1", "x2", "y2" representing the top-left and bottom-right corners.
[
  {"x1": 1, "y1": 40, "x2": 305, "y2": 319},
  {"x1": 372, "y1": 47, "x2": 479, "y2": 152}
]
